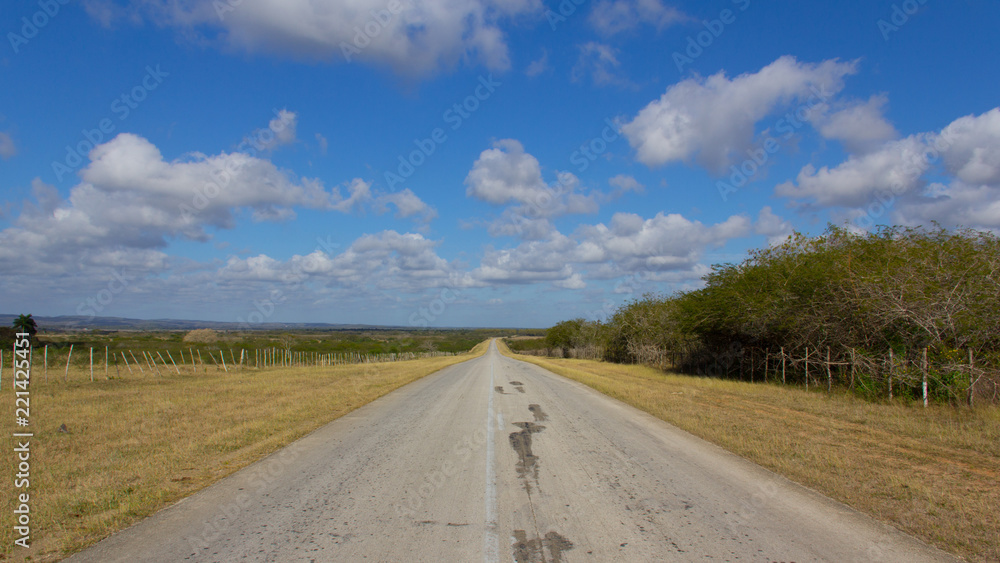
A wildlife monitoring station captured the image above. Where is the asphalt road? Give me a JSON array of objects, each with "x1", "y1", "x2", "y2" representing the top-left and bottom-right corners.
[{"x1": 68, "y1": 340, "x2": 957, "y2": 562}]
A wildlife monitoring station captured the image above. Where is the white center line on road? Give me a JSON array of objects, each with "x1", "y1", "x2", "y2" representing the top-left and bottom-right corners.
[{"x1": 484, "y1": 341, "x2": 499, "y2": 563}]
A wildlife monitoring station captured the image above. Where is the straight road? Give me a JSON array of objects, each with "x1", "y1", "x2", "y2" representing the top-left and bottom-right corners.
[{"x1": 69, "y1": 340, "x2": 956, "y2": 562}]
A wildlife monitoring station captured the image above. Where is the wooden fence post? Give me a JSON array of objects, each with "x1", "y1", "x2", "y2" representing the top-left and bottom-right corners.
[
  {"x1": 90, "y1": 347, "x2": 94, "y2": 382},
  {"x1": 148, "y1": 351, "x2": 162, "y2": 376},
  {"x1": 804, "y1": 347, "x2": 809, "y2": 390},
  {"x1": 105, "y1": 346, "x2": 109, "y2": 379},
  {"x1": 888, "y1": 349, "x2": 894, "y2": 401},
  {"x1": 157, "y1": 352, "x2": 175, "y2": 375},
  {"x1": 826, "y1": 347, "x2": 832, "y2": 393},
  {"x1": 781, "y1": 347, "x2": 785, "y2": 385},
  {"x1": 922, "y1": 347, "x2": 928, "y2": 408},
  {"x1": 763, "y1": 350, "x2": 769, "y2": 384},
  {"x1": 121, "y1": 351, "x2": 133, "y2": 374},
  {"x1": 44, "y1": 345, "x2": 47, "y2": 383},
  {"x1": 220, "y1": 350, "x2": 228, "y2": 373},
  {"x1": 166, "y1": 351, "x2": 180, "y2": 374},
  {"x1": 65, "y1": 344, "x2": 74, "y2": 382},
  {"x1": 849, "y1": 348, "x2": 855, "y2": 390},
  {"x1": 142, "y1": 351, "x2": 155, "y2": 375},
  {"x1": 129, "y1": 350, "x2": 144, "y2": 374},
  {"x1": 968, "y1": 349, "x2": 975, "y2": 407}
]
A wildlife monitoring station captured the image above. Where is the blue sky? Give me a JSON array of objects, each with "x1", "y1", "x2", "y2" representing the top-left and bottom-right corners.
[{"x1": 1, "y1": 0, "x2": 999, "y2": 328}]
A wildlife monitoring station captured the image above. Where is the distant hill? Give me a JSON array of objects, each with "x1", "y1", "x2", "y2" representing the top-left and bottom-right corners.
[{"x1": 0, "y1": 314, "x2": 397, "y2": 332}]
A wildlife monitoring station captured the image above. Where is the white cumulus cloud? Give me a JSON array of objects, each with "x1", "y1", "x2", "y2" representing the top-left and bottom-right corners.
[
  {"x1": 621, "y1": 56, "x2": 858, "y2": 173},
  {"x1": 465, "y1": 139, "x2": 599, "y2": 239},
  {"x1": 777, "y1": 107, "x2": 1000, "y2": 231},
  {"x1": 104, "y1": 0, "x2": 542, "y2": 76}
]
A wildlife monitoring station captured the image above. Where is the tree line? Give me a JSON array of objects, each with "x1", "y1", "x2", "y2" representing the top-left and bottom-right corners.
[{"x1": 513, "y1": 225, "x2": 1000, "y2": 403}]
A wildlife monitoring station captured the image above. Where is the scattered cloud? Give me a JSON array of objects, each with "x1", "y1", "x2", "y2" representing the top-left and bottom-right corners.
[
  {"x1": 465, "y1": 139, "x2": 599, "y2": 239},
  {"x1": 607, "y1": 174, "x2": 643, "y2": 197},
  {"x1": 468, "y1": 211, "x2": 750, "y2": 289},
  {"x1": 894, "y1": 181, "x2": 1000, "y2": 230},
  {"x1": 777, "y1": 107, "x2": 1000, "y2": 231},
  {"x1": 0, "y1": 131, "x2": 16, "y2": 160},
  {"x1": 465, "y1": 138, "x2": 549, "y2": 206},
  {"x1": 218, "y1": 230, "x2": 457, "y2": 290},
  {"x1": 375, "y1": 188, "x2": 438, "y2": 226},
  {"x1": 809, "y1": 94, "x2": 898, "y2": 154},
  {"x1": 525, "y1": 50, "x2": 549, "y2": 77},
  {"x1": 103, "y1": 0, "x2": 543, "y2": 76},
  {"x1": 939, "y1": 107, "x2": 1000, "y2": 186},
  {"x1": 253, "y1": 109, "x2": 297, "y2": 151},
  {"x1": 621, "y1": 56, "x2": 858, "y2": 173},
  {"x1": 754, "y1": 206, "x2": 794, "y2": 245},
  {"x1": 575, "y1": 211, "x2": 750, "y2": 272},
  {"x1": 315, "y1": 132, "x2": 328, "y2": 155},
  {"x1": 0, "y1": 133, "x2": 405, "y2": 278},
  {"x1": 571, "y1": 42, "x2": 629, "y2": 87},
  {"x1": 775, "y1": 135, "x2": 929, "y2": 208},
  {"x1": 474, "y1": 233, "x2": 578, "y2": 285},
  {"x1": 588, "y1": 0, "x2": 686, "y2": 35}
]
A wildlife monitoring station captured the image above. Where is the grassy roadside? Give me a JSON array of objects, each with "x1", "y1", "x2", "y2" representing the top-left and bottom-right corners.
[
  {"x1": 0, "y1": 340, "x2": 489, "y2": 562},
  {"x1": 498, "y1": 341, "x2": 999, "y2": 562}
]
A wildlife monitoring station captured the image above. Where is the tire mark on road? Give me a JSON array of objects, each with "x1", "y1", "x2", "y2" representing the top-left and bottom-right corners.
[
  {"x1": 508, "y1": 402, "x2": 573, "y2": 563},
  {"x1": 509, "y1": 422, "x2": 545, "y2": 490}
]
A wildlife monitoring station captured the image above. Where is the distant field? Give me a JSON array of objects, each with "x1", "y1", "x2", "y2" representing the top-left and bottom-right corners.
[
  {"x1": 0, "y1": 327, "x2": 527, "y2": 381},
  {"x1": 0, "y1": 340, "x2": 489, "y2": 562},
  {"x1": 32, "y1": 326, "x2": 515, "y2": 356},
  {"x1": 499, "y1": 340, "x2": 1000, "y2": 562}
]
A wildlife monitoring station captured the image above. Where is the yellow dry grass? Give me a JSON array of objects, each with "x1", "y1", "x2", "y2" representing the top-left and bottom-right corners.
[
  {"x1": 0, "y1": 341, "x2": 488, "y2": 562},
  {"x1": 498, "y1": 341, "x2": 999, "y2": 562}
]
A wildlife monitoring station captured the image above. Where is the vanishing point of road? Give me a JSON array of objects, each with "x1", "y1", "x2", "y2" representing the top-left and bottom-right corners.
[{"x1": 68, "y1": 340, "x2": 956, "y2": 562}]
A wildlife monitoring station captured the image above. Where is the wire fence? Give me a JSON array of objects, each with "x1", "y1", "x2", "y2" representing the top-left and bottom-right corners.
[
  {"x1": 0, "y1": 344, "x2": 458, "y2": 386},
  {"x1": 513, "y1": 344, "x2": 999, "y2": 406}
]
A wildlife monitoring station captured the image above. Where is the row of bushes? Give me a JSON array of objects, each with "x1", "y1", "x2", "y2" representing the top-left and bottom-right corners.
[{"x1": 531, "y1": 225, "x2": 1000, "y2": 402}]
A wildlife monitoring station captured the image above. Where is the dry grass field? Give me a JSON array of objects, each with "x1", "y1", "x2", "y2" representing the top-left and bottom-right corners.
[
  {"x1": 0, "y1": 341, "x2": 488, "y2": 562},
  {"x1": 498, "y1": 341, "x2": 1000, "y2": 562}
]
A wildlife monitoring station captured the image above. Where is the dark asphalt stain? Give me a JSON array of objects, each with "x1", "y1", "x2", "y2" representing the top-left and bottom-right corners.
[
  {"x1": 528, "y1": 404, "x2": 548, "y2": 421},
  {"x1": 545, "y1": 532, "x2": 574, "y2": 562},
  {"x1": 509, "y1": 380, "x2": 526, "y2": 393},
  {"x1": 513, "y1": 530, "x2": 534, "y2": 563},
  {"x1": 513, "y1": 530, "x2": 574, "y2": 563},
  {"x1": 508, "y1": 422, "x2": 545, "y2": 489},
  {"x1": 495, "y1": 386, "x2": 505, "y2": 393}
]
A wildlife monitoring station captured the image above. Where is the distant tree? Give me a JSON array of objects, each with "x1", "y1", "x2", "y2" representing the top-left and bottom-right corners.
[
  {"x1": 545, "y1": 319, "x2": 585, "y2": 357},
  {"x1": 12, "y1": 314, "x2": 37, "y2": 339},
  {"x1": 0, "y1": 327, "x2": 16, "y2": 349}
]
